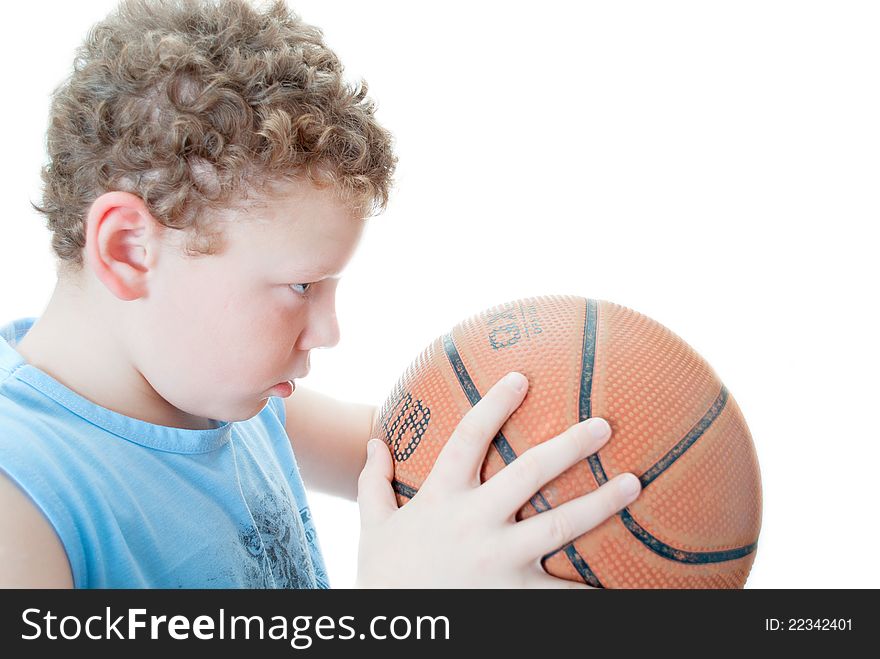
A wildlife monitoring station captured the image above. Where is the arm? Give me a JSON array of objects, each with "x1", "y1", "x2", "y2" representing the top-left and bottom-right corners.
[
  {"x1": 282, "y1": 385, "x2": 378, "y2": 501},
  {"x1": 0, "y1": 471, "x2": 74, "y2": 587}
]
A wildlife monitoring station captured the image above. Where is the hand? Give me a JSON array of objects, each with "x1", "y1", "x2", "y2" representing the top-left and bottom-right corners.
[{"x1": 356, "y1": 371, "x2": 642, "y2": 588}]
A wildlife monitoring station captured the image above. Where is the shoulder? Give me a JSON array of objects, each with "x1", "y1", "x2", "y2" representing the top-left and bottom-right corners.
[
  {"x1": 0, "y1": 397, "x2": 88, "y2": 586},
  {"x1": 0, "y1": 470, "x2": 73, "y2": 587}
]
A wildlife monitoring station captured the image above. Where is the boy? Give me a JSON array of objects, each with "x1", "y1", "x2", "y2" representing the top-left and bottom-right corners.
[{"x1": 0, "y1": 0, "x2": 640, "y2": 588}]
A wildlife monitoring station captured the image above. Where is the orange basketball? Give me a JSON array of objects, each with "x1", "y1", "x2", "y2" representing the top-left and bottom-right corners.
[{"x1": 370, "y1": 295, "x2": 763, "y2": 588}]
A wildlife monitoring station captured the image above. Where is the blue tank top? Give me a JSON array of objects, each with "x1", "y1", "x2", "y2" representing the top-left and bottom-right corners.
[{"x1": 0, "y1": 317, "x2": 329, "y2": 588}]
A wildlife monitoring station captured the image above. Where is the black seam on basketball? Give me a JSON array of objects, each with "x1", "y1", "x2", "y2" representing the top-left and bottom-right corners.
[
  {"x1": 392, "y1": 479, "x2": 417, "y2": 499},
  {"x1": 442, "y1": 331, "x2": 517, "y2": 465},
  {"x1": 582, "y1": 299, "x2": 610, "y2": 488},
  {"x1": 619, "y1": 508, "x2": 758, "y2": 563},
  {"x1": 579, "y1": 297, "x2": 599, "y2": 422},
  {"x1": 588, "y1": 386, "x2": 730, "y2": 489},
  {"x1": 639, "y1": 385, "x2": 729, "y2": 488},
  {"x1": 442, "y1": 325, "x2": 601, "y2": 585}
]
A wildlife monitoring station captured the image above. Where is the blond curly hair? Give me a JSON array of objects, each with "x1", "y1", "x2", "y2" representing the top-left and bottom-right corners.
[{"x1": 32, "y1": 0, "x2": 397, "y2": 273}]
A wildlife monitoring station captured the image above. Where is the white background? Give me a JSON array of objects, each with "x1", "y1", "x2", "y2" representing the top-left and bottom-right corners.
[{"x1": 1, "y1": 1, "x2": 878, "y2": 588}]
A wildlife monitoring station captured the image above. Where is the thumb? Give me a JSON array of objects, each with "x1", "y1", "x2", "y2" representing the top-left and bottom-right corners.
[{"x1": 357, "y1": 438, "x2": 398, "y2": 527}]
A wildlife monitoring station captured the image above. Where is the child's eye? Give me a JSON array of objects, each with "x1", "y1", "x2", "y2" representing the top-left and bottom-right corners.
[{"x1": 289, "y1": 282, "x2": 313, "y2": 296}]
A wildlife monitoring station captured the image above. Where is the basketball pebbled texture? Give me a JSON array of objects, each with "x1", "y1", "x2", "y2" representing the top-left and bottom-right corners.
[{"x1": 370, "y1": 295, "x2": 763, "y2": 588}]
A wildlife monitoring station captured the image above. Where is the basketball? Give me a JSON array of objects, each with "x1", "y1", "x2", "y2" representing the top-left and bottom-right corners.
[{"x1": 370, "y1": 295, "x2": 762, "y2": 588}]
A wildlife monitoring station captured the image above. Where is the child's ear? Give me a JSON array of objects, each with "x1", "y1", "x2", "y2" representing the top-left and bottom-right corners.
[{"x1": 84, "y1": 191, "x2": 164, "y2": 301}]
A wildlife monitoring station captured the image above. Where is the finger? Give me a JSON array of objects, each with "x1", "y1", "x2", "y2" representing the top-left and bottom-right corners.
[
  {"x1": 424, "y1": 371, "x2": 528, "y2": 490},
  {"x1": 357, "y1": 439, "x2": 398, "y2": 527},
  {"x1": 478, "y1": 417, "x2": 613, "y2": 518},
  {"x1": 510, "y1": 472, "x2": 642, "y2": 560}
]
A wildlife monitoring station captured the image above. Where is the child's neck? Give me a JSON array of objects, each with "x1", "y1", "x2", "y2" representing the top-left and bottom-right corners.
[{"x1": 14, "y1": 278, "x2": 219, "y2": 431}]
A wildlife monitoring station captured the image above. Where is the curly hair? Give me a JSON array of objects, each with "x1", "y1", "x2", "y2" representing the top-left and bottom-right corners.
[{"x1": 32, "y1": 0, "x2": 397, "y2": 274}]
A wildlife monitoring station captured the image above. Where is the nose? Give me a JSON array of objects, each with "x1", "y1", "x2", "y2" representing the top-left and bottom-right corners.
[
  {"x1": 297, "y1": 286, "x2": 341, "y2": 350},
  {"x1": 317, "y1": 310, "x2": 341, "y2": 350}
]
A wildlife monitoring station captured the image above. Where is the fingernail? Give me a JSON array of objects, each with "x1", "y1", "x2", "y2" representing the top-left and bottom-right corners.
[
  {"x1": 367, "y1": 439, "x2": 378, "y2": 458},
  {"x1": 585, "y1": 417, "x2": 611, "y2": 441},
  {"x1": 505, "y1": 371, "x2": 527, "y2": 393},
  {"x1": 618, "y1": 473, "x2": 641, "y2": 498}
]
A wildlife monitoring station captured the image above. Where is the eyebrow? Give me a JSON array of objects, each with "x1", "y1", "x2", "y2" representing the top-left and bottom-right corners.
[{"x1": 284, "y1": 266, "x2": 344, "y2": 281}]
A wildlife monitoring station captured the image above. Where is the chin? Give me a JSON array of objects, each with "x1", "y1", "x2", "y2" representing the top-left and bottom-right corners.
[{"x1": 212, "y1": 403, "x2": 263, "y2": 424}]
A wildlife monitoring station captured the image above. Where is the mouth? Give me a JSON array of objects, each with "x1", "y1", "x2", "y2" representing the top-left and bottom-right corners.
[
  {"x1": 267, "y1": 363, "x2": 309, "y2": 397},
  {"x1": 268, "y1": 380, "x2": 295, "y2": 397}
]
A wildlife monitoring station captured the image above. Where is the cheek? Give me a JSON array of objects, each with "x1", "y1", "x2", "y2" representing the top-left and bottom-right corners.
[
  {"x1": 142, "y1": 279, "x2": 237, "y2": 355},
  {"x1": 213, "y1": 294, "x2": 304, "y2": 375},
  {"x1": 252, "y1": 304, "x2": 304, "y2": 354},
  {"x1": 139, "y1": 274, "x2": 304, "y2": 388}
]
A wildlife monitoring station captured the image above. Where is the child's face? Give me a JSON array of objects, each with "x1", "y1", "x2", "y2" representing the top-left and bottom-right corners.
[{"x1": 127, "y1": 179, "x2": 364, "y2": 424}]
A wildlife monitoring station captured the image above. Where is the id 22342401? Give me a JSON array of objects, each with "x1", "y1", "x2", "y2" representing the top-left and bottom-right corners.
[{"x1": 765, "y1": 619, "x2": 853, "y2": 632}]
